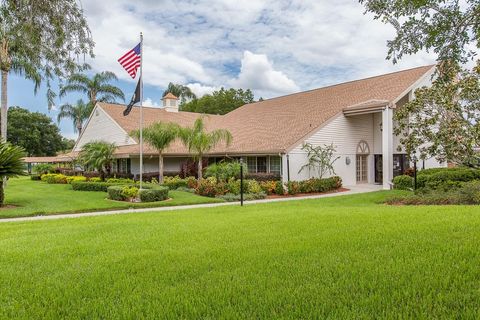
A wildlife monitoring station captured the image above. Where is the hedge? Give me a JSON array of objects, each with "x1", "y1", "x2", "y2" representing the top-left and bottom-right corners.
[
  {"x1": 139, "y1": 186, "x2": 169, "y2": 202},
  {"x1": 393, "y1": 175, "x2": 413, "y2": 190}
]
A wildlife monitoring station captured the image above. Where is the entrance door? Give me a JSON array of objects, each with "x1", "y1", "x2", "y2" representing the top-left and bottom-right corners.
[
  {"x1": 356, "y1": 155, "x2": 368, "y2": 183},
  {"x1": 374, "y1": 155, "x2": 383, "y2": 184}
]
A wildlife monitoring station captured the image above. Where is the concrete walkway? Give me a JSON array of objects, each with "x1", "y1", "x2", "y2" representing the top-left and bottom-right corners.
[{"x1": 0, "y1": 184, "x2": 382, "y2": 223}]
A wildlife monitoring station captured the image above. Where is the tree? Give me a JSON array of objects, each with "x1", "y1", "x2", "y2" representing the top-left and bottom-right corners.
[
  {"x1": 395, "y1": 61, "x2": 480, "y2": 167},
  {"x1": 181, "y1": 88, "x2": 254, "y2": 115},
  {"x1": 0, "y1": 0, "x2": 94, "y2": 141},
  {"x1": 7, "y1": 107, "x2": 67, "y2": 156},
  {"x1": 79, "y1": 141, "x2": 116, "y2": 181},
  {"x1": 179, "y1": 117, "x2": 232, "y2": 180},
  {"x1": 163, "y1": 83, "x2": 196, "y2": 105},
  {"x1": 298, "y1": 143, "x2": 340, "y2": 179},
  {"x1": 359, "y1": 0, "x2": 480, "y2": 64},
  {"x1": 0, "y1": 141, "x2": 26, "y2": 205},
  {"x1": 59, "y1": 71, "x2": 125, "y2": 108},
  {"x1": 57, "y1": 99, "x2": 92, "y2": 137},
  {"x1": 131, "y1": 122, "x2": 181, "y2": 184}
]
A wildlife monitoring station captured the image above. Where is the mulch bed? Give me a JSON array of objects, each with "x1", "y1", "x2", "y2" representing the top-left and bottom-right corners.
[{"x1": 266, "y1": 187, "x2": 350, "y2": 199}]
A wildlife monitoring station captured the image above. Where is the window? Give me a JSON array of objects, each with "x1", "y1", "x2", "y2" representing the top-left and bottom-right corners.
[
  {"x1": 269, "y1": 156, "x2": 281, "y2": 174},
  {"x1": 257, "y1": 157, "x2": 267, "y2": 173},
  {"x1": 247, "y1": 157, "x2": 256, "y2": 173}
]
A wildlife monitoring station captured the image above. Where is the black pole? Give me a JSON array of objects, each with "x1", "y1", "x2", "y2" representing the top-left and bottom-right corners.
[
  {"x1": 240, "y1": 158, "x2": 244, "y2": 206},
  {"x1": 413, "y1": 159, "x2": 417, "y2": 192}
]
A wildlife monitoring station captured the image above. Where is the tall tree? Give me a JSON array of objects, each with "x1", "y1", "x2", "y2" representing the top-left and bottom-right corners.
[
  {"x1": 162, "y1": 83, "x2": 197, "y2": 105},
  {"x1": 179, "y1": 117, "x2": 232, "y2": 180},
  {"x1": 0, "y1": 141, "x2": 26, "y2": 205},
  {"x1": 0, "y1": 0, "x2": 94, "y2": 141},
  {"x1": 59, "y1": 71, "x2": 125, "y2": 108},
  {"x1": 8, "y1": 107, "x2": 67, "y2": 156},
  {"x1": 132, "y1": 122, "x2": 181, "y2": 184},
  {"x1": 181, "y1": 88, "x2": 254, "y2": 115},
  {"x1": 79, "y1": 141, "x2": 117, "y2": 181},
  {"x1": 57, "y1": 99, "x2": 92, "y2": 137},
  {"x1": 359, "y1": 0, "x2": 480, "y2": 64}
]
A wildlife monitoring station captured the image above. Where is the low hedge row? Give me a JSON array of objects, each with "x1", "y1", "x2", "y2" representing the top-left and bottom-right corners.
[{"x1": 286, "y1": 176, "x2": 342, "y2": 195}]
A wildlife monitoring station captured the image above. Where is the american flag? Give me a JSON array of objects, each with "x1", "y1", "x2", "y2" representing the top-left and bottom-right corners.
[{"x1": 118, "y1": 43, "x2": 141, "y2": 78}]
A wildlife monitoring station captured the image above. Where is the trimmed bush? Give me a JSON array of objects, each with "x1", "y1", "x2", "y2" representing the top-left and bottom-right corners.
[
  {"x1": 41, "y1": 173, "x2": 67, "y2": 184},
  {"x1": 393, "y1": 175, "x2": 413, "y2": 190},
  {"x1": 139, "y1": 186, "x2": 169, "y2": 202},
  {"x1": 71, "y1": 181, "x2": 126, "y2": 192}
]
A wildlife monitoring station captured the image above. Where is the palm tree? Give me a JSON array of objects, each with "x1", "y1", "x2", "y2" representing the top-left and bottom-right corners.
[
  {"x1": 0, "y1": 142, "x2": 26, "y2": 205},
  {"x1": 59, "y1": 71, "x2": 125, "y2": 108},
  {"x1": 79, "y1": 141, "x2": 117, "y2": 181},
  {"x1": 132, "y1": 122, "x2": 181, "y2": 184},
  {"x1": 57, "y1": 99, "x2": 92, "y2": 137},
  {"x1": 179, "y1": 117, "x2": 232, "y2": 180},
  {"x1": 163, "y1": 83, "x2": 197, "y2": 104}
]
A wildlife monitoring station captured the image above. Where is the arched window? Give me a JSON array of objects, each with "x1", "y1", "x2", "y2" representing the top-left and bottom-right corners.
[{"x1": 356, "y1": 140, "x2": 370, "y2": 155}]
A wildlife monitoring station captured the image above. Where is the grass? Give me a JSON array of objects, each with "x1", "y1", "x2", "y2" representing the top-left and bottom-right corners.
[
  {"x1": 1, "y1": 177, "x2": 223, "y2": 218},
  {"x1": 0, "y1": 191, "x2": 479, "y2": 318}
]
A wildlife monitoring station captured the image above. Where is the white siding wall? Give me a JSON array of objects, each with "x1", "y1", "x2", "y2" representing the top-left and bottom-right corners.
[
  {"x1": 74, "y1": 106, "x2": 136, "y2": 151},
  {"x1": 289, "y1": 113, "x2": 375, "y2": 186},
  {"x1": 130, "y1": 157, "x2": 188, "y2": 175}
]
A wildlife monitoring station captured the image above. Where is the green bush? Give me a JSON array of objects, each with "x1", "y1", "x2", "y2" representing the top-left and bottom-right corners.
[
  {"x1": 41, "y1": 173, "x2": 67, "y2": 184},
  {"x1": 30, "y1": 174, "x2": 41, "y2": 181},
  {"x1": 71, "y1": 181, "x2": 125, "y2": 192},
  {"x1": 162, "y1": 176, "x2": 188, "y2": 190},
  {"x1": 204, "y1": 161, "x2": 245, "y2": 181},
  {"x1": 139, "y1": 186, "x2": 169, "y2": 202},
  {"x1": 66, "y1": 176, "x2": 87, "y2": 184},
  {"x1": 217, "y1": 192, "x2": 267, "y2": 202},
  {"x1": 393, "y1": 175, "x2": 413, "y2": 190},
  {"x1": 275, "y1": 181, "x2": 285, "y2": 195},
  {"x1": 107, "y1": 186, "x2": 125, "y2": 201}
]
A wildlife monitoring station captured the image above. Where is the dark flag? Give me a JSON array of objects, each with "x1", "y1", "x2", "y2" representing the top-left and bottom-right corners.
[{"x1": 124, "y1": 77, "x2": 141, "y2": 116}]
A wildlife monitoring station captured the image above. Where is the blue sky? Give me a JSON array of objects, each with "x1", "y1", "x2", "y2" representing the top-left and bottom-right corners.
[{"x1": 9, "y1": 0, "x2": 436, "y2": 139}]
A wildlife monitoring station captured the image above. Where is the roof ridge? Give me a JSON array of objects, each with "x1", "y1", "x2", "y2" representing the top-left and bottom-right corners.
[{"x1": 243, "y1": 64, "x2": 436, "y2": 107}]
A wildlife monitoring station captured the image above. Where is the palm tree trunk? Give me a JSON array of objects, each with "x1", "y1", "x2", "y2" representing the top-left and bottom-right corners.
[
  {"x1": 158, "y1": 153, "x2": 164, "y2": 184},
  {"x1": 197, "y1": 156, "x2": 203, "y2": 181},
  {"x1": 1, "y1": 70, "x2": 7, "y2": 142},
  {"x1": 0, "y1": 179, "x2": 4, "y2": 206}
]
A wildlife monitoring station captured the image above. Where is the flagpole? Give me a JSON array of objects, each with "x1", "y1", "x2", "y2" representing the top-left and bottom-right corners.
[{"x1": 139, "y1": 32, "x2": 144, "y2": 190}]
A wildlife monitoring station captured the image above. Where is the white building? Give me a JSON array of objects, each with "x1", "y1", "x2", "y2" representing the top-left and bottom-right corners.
[{"x1": 73, "y1": 65, "x2": 445, "y2": 189}]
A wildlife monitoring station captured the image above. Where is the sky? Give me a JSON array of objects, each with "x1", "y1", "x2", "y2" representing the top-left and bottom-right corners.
[{"x1": 9, "y1": 0, "x2": 437, "y2": 139}]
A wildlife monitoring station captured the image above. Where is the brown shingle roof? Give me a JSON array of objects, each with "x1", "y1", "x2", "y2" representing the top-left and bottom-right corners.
[{"x1": 99, "y1": 65, "x2": 434, "y2": 156}]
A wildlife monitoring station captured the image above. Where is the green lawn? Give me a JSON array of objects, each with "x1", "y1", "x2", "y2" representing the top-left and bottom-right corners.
[
  {"x1": 1, "y1": 177, "x2": 222, "y2": 218},
  {"x1": 0, "y1": 191, "x2": 479, "y2": 318}
]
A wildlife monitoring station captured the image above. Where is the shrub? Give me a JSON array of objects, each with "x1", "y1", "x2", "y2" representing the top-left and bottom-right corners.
[
  {"x1": 107, "y1": 186, "x2": 125, "y2": 201},
  {"x1": 275, "y1": 181, "x2": 285, "y2": 195},
  {"x1": 393, "y1": 175, "x2": 413, "y2": 190},
  {"x1": 33, "y1": 163, "x2": 56, "y2": 175},
  {"x1": 217, "y1": 192, "x2": 267, "y2": 202},
  {"x1": 66, "y1": 176, "x2": 87, "y2": 184},
  {"x1": 162, "y1": 176, "x2": 188, "y2": 190},
  {"x1": 106, "y1": 178, "x2": 134, "y2": 184},
  {"x1": 139, "y1": 186, "x2": 169, "y2": 202},
  {"x1": 30, "y1": 174, "x2": 41, "y2": 181},
  {"x1": 259, "y1": 180, "x2": 277, "y2": 195},
  {"x1": 204, "y1": 161, "x2": 245, "y2": 181},
  {"x1": 41, "y1": 173, "x2": 67, "y2": 184},
  {"x1": 121, "y1": 186, "x2": 139, "y2": 201},
  {"x1": 245, "y1": 172, "x2": 281, "y2": 181},
  {"x1": 71, "y1": 181, "x2": 126, "y2": 192}
]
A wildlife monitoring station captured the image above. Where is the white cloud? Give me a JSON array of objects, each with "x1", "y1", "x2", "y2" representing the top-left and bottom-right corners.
[
  {"x1": 230, "y1": 51, "x2": 299, "y2": 97},
  {"x1": 80, "y1": 0, "x2": 437, "y2": 98}
]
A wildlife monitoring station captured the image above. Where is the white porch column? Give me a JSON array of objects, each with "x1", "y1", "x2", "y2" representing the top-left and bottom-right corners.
[{"x1": 382, "y1": 106, "x2": 393, "y2": 189}]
